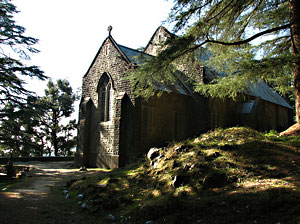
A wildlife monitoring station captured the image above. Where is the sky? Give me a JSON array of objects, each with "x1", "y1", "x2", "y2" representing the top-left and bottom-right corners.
[{"x1": 13, "y1": 0, "x2": 173, "y2": 118}]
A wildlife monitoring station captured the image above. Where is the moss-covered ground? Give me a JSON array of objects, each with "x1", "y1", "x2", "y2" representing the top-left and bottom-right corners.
[{"x1": 62, "y1": 127, "x2": 300, "y2": 223}]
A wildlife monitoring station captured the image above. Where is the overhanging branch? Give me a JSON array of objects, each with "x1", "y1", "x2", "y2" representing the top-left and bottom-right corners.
[
  {"x1": 206, "y1": 23, "x2": 291, "y2": 46},
  {"x1": 168, "y1": 24, "x2": 291, "y2": 62}
]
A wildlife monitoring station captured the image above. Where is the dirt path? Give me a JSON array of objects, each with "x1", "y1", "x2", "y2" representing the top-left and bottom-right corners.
[{"x1": 0, "y1": 161, "x2": 98, "y2": 224}]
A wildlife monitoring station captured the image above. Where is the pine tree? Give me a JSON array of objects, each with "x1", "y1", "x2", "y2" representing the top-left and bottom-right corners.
[
  {"x1": 0, "y1": 81, "x2": 78, "y2": 157},
  {"x1": 0, "y1": 0, "x2": 46, "y2": 157},
  {"x1": 40, "y1": 79, "x2": 77, "y2": 156},
  {"x1": 129, "y1": 0, "x2": 300, "y2": 124},
  {"x1": 0, "y1": 97, "x2": 45, "y2": 157},
  {"x1": 0, "y1": 0, "x2": 46, "y2": 106}
]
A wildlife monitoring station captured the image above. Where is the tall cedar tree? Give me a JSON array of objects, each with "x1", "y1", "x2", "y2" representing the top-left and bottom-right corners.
[
  {"x1": 41, "y1": 79, "x2": 76, "y2": 156},
  {"x1": 0, "y1": 97, "x2": 45, "y2": 156},
  {"x1": 0, "y1": 81, "x2": 77, "y2": 157},
  {"x1": 0, "y1": 0, "x2": 46, "y2": 155},
  {"x1": 128, "y1": 0, "x2": 300, "y2": 123},
  {"x1": 0, "y1": 0, "x2": 46, "y2": 107}
]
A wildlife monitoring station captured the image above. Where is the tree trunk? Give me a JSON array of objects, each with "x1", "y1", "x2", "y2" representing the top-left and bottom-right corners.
[
  {"x1": 53, "y1": 129, "x2": 58, "y2": 156},
  {"x1": 290, "y1": 0, "x2": 300, "y2": 123},
  {"x1": 52, "y1": 111, "x2": 59, "y2": 156}
]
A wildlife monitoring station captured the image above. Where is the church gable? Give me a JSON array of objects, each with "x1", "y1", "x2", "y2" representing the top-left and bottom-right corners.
[
  {"x1": 78, "y1": 32, "x2": 138, "y2": 169},
  {"x1": 76, "y1": 26, "x2": 293, "y2": 169},
  {"x1": 144, "y1": 26, "x2": 174, "y2": 56},
  {"x1": 81, "y1": 36, "x2": 133, "y2": 105}
]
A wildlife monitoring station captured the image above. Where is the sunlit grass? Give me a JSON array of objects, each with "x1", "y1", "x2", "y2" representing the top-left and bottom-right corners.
[{"x1": 63, "y1": 127, "x2": 300, "y2": 223}]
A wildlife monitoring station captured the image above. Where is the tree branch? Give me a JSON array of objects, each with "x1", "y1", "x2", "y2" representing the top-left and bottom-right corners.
[
  {"x1": 158, "y1": 23, "x2": 290, "y2": 69},
  {"x1": 206, "y1": 23, "x2": 291, "y2": 46}
]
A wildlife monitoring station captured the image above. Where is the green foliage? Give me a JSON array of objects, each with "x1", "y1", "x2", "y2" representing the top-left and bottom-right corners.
[
  {"x1": 0, "y1": 96, "x2": 46, "y2": 156},
  {"x1": 0, "y1": 0, "x2": 46, "y2": 106},
  {"x1": 0, "y1": 0, "x2": 48, "y2": 156},
  {"x1": 128, "y1": 0, "x2": 296, "y2": 102},
  {"x1": 0, "y1": 2, "x2": 77, "y2": 157},
  {"x1": 0, "y1": 79, "x2": 78, "y2": 157},
  {"x1": 67, "y1": 127, "x2": 300, "y2": 223},
  {"x1": 40, "y1": 79, "x2": 77, "y2": 156},
  {"x1": 127, "y1": 36, "x2": 194, "y2": 99}
]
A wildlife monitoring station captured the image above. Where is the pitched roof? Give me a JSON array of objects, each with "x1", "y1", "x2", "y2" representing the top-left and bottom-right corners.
[
  {"x1": 192, "y1": 42, "x2": 292, "y2": 109},
  {"x1": 84, "y1": 27, "x2": 292, "y2": 109},
  {"x1": 118, "y1": 45, "x2": 151, "y2": 65},
  {"x1": 246, "y1": 81, "x2": 293, "y2": 109},
  {"x1": 113, "y1": 39, "x2": 193, "y2": 96},
  {"x1": 84, "y1": 36, "x2": 136, "y2": 77}
]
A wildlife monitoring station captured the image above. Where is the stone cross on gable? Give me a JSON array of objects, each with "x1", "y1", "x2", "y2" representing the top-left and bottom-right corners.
[{"x1": 108, "y1": 26, "x2": 112, "y2": 36}]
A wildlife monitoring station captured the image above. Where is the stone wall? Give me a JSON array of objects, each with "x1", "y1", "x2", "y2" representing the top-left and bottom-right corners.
[
  {"x1": 144, "y1": 26, "x2": 173, "y2": 56},
  {"x1": 77, "y1": 37, "x2": 135, "y2": 168},
  {"x1": 76, "y1": 29, "x2": 293, "y2": 169}
]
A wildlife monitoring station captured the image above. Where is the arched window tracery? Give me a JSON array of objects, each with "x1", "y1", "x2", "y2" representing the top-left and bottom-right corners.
[{"x1": 98, "y1": 74, "x2": 112, "y2": 122}]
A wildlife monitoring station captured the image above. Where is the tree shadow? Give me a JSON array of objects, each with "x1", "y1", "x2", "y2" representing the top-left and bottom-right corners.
[
  {"x1": 71, "y1": 137, "x2": 300, "y2": 224},
  {"x1": 0, "y1": 161, "x2": 111, "y2": 224}
]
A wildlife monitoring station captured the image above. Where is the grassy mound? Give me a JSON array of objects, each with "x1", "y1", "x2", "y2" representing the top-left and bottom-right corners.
[{"x1": 66, "y1": 127, "x2": 300, "y2": 223}]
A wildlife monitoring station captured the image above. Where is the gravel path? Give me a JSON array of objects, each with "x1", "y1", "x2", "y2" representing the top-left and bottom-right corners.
[{"x1": 0, "y1": 161, "x2": 94, "y2": 224}]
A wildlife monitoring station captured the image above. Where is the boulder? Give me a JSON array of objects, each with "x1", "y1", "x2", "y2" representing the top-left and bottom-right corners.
[
  {"x1": 203, "y1": 172, "x2": 229, "y2": 189},
  {"x1": 81, "y1": 203, "x2": 88, "y2": 209},
  {"x1": 183, "y1": 164, "x2": 191, "y2": 171},
  {"x1": 219, "y1": 144, "x2": 235, "y2": 151},
  {"x1": 79, "y1": 166, "x2": 87, "y2": 171},
  {"x1": 146, "y1": 221, "x2": 154, "y2": 224},
  {"x1": 77, "y1": 194, "x2": 84, "y2": 200},
  {"x1": 172, "y1": 175, "x2": 190, "y2": 188},
  {"x1": 148, "y1": 148, "x2": 164, "y2": 169},
  {"x1": 150, "y1": 160, "x2": 159, "y2": 169},
  {"x1": 107, "y1": 214, "x2": 115, "y2": 221},
  {"x1": 205, "y1": 151, "x2": 221, "y2": 161},
  {"x1": 174, "y1": 144, "x2": 192, "y2": 152},
  {"x1": 147, "y1": 148, "x2": 161, "y2": 161},
  {"x1": 66, "y1": 179, "x2": 77, "y2": 187},
  {"x1": 172, "y1": 160, "x2": 180, "y2": 169}
]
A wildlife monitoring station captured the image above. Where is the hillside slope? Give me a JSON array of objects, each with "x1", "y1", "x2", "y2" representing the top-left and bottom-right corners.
[{"x1": 66, "y1": 127, "x2": 300, "y2": 224}]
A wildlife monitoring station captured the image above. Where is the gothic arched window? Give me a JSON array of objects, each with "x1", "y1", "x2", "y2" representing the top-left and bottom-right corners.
[{"x1": 98, "y1": 74, "x2": 112, "y2": 122}]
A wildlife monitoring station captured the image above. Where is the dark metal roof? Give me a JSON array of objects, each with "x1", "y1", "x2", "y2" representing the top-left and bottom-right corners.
[
  {"x1": 118, "y1": 45, "x2": 151, "y2": 65},
  {"x1": 246, "y1": 81, "x2": 293, "y2": 109},
  {"x1": 83, "y1": 27, "x2": 293, "y2": 109},
  {"x1": 117, "y1": 44, "x2": 192, "y2": 96},
  {"x1": 195, "y1": 48, "x2": 292, "y2": 109}
]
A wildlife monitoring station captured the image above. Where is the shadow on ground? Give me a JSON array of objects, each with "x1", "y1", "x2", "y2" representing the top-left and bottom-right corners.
[{"x1": 0, "y1": 161, "x2": 105, "y2": 224}]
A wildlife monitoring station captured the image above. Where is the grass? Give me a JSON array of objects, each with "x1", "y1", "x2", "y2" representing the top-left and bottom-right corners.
[
  {"x1": 65, "y1": 127, "x2": 300, "y2": 223},
  {"x1": 0, "y1": 175, "x2": 31, "y2": 192}
]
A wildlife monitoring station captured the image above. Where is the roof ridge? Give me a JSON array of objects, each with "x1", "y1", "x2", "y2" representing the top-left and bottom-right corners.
[
  {"x1": 108, "y1": 36, "x2": 131, "y2": 63},
  {"x1": 144, "y1": 26, "x2": 175, "y2": 54},
  {"x1": 118, "y1": 44, "x2": 153, "y2": 57},
  {"x1": 83, "y1": 35, "x2": 132, "y2": 78}
]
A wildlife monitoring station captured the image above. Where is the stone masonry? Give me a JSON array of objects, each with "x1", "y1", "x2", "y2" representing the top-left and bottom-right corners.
[{"x1": 75, "y1": 26, "x2": 293, "y2": 169}]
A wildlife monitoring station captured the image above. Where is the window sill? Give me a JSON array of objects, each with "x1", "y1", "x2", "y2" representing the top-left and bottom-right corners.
[{"x1": 99, "y1": 120, "x2": 112, "y2": 126}]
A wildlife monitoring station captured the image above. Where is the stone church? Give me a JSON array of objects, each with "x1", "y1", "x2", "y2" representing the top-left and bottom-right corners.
[{"x1": 75, "y1": 26, "x2": 293, "y2": 168}]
